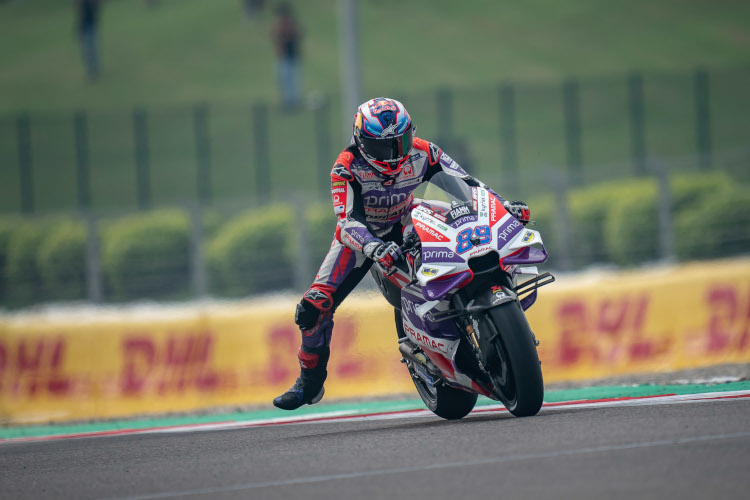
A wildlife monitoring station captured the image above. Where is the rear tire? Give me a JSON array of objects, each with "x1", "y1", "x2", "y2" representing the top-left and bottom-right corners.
[
  {"x1": 409, "y1": 366, "x2": 478, "y2": 420},
  {"x1": 479, "y1": 301, "x2": 543, "y2": 417}
]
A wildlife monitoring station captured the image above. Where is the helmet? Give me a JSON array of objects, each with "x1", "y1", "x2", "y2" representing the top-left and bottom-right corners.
[{"x1": 353, "y1": 97, "x2": 414, "y2": 176}]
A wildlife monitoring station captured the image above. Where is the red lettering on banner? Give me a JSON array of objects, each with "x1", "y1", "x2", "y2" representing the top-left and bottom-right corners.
[
  {"x1": 0, "y1": 336, "x2": 71, "y2": 398},
  {"x1": 552, "y1": 295, "x2": 665, "y2": 368},
  {"x1": 264, "y1": 318, "x2": 363, "y2": 386},
  {"x1": 557, "y1": 301, "x2": 589, "y2": 365},
  {"x1": 121, "y1": 337, "x2": 156, "y2": 394},
  {"x1": 331, "y1": 318, "x2": 363, "y2": 377},
  {"x1": 704, "y1": 285, "x2": 750, "y2": 354},
  {"x1": 705, "y1": 286, "x2": 737, "y2": 352},
  {"x1": 120, "y1": 331, "x2": 219, "y2": 396},
  {"x1": 266, "y1": 326, "x2": 297, "y2": 385}
]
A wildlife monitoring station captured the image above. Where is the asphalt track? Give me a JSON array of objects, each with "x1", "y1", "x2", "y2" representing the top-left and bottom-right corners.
[{"x1": 2, "y1": 390, "x2": 749, "y2": 499}]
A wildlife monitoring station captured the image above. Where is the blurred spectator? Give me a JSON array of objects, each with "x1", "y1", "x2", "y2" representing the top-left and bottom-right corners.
[
  {"x1": 244, "y1": 0, "x2": 265, "y2": 19},
  {"x1": 271, "y1": 3, "x2": 302, "y2": 110},
  {"x1": 76, "y1": 0, "x2": 100, "y2": 81}
]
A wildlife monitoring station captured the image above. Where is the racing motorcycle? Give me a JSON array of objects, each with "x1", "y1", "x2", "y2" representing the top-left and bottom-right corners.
[{"x1": 370, "y1": 172, "x2": 554, "y2": 420}]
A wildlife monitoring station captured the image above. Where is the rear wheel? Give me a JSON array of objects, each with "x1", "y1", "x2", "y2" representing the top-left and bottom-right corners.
[
  {"x1": 409, "y1": 363, "x2": 478, "y2": 420},
  {"x1": 479, "y1": 301, "x2": 543, "y2": 417}
]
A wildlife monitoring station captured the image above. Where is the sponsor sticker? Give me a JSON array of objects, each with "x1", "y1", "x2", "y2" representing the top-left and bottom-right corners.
[
  {"x1": 449, "y1": 205, "x2": 470, "y2": 219},
  {"x1": 421, "y1": 267, "x2": 438, "y2": 276},
  {"x1": 498, "y1": 219, "x2": 522, "y2": 241},
  {"x1": 333, "y1": 181, "x2": 346, "y2": 187},
  {"x1": 334, "y1": 205, "x2": 345, "y2": 214},
  {"x1": 522, "y1": 231, "x2": 534, "y2": 243}
]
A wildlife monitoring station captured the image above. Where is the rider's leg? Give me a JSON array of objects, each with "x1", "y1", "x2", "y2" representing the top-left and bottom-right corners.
[{"x1": 273, "y1": 237, "x2": 372, "y2": 410}]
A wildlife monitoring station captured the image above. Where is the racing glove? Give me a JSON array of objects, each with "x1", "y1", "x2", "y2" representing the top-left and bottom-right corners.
[
  {"x1": 363, "y1": 238, "x2": 402, "y2": 273},
  {"x1": 503, "y1": 200, "x2": 531, "y2": 225}
]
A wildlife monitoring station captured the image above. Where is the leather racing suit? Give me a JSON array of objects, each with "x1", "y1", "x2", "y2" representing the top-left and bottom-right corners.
[{"x1": 295, "y1": 137, "x2": 504, "y2": 358}]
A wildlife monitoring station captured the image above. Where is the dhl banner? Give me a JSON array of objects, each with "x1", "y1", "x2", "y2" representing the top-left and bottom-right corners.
[{"x1": 1, "y1": 258, "x2": 749, "y2": 424}]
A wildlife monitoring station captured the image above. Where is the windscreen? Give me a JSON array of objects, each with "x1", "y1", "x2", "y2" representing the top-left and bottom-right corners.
[{"x1": 413, "y1": 171, "x2": 473, "y2": 206}]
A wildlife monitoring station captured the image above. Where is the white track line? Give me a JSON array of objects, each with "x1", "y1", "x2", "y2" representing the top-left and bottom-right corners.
[{"x1": 112, "y1": 430, "x2": 750, "y2": 500}]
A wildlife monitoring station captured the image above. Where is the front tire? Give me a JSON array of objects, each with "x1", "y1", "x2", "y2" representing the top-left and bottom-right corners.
[
  {"x1": 479, "y1": 301, "x2": 543, "y2": 417},
  {"x1": 409, "y1": 365, "x2": 478, "y2": 420}
]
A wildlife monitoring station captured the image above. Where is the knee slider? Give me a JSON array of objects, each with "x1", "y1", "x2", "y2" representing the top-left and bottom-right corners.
[
  {"x1": 294, "y1": 287, "x2": 334, "y2": 330},
  {"x1": 295, "y1": 300, "x2": 320, "y2": 330}
]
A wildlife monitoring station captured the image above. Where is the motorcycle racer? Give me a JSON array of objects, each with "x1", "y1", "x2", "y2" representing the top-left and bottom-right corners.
[{"x1": 273, "y1": 97, "x2": 531, "y2": 410}]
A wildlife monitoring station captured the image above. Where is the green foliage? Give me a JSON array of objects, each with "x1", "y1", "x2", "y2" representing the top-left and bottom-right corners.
[
  {"x1": 603, "y1": 172, "x2": 739, "y2": 266},
  {"x1": 525, "y1": 195, "x2": 559, "y2": 268},
  {"x1": 307, "y1": 203, "x2": 337, "y2": 273},
  {"x1": 207, "y1": 205, "x2": 295, "y2": 296},
  {"x1": 670, "y1": 171, "x2": 733, "y2": 211},
  {"x1": 675, "y1": 188, "x2": 750, "y2": 260},
  {"x1": 37, "y1": 221, "x2": 87, "y2": 301},
  {"x1": 568, "y1": 178, "x2": 653, "y2": 265},
  {"x1": 5, "y1": 219, "x2": 58, "y2": 304},
  {"x1": 102, "y1": 210, "x2": 190, "y2": 300}
]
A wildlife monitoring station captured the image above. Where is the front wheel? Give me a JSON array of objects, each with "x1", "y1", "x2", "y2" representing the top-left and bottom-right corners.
[
  {"x1": 408, "y1": 363, "x2": 478, "y2": 420},
  {"x1": 479, "y1": 301, "x2": 543, "y2": 417}
]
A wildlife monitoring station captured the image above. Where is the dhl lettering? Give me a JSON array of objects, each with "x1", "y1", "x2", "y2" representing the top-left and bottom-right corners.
[
  {"x1": 120, "y1": 332, "x2": 219, "y2": 395},
  {"x1": 0, "y1": 336, "x2": 71, "y2": 398},
  {"x1": 550, "y1": 296, "x2": 669, "y2": 368},
  {"x1": 704, "y1": 285, "x2": 750, "y2": 353}
]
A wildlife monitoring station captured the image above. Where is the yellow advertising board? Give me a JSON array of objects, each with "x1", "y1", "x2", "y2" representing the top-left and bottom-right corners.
[{"x1": 1, "y1": 258, "x2": 749, "y2": 424}]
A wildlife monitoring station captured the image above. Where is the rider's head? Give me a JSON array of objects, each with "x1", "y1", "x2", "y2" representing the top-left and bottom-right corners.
[{"x1": 353, "y1": 97, "x2": 414, "y2": 177}]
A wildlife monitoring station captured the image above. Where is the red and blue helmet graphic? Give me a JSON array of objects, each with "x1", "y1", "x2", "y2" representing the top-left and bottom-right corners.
[{"x1": 353, "y1": 97, "x2": 414, "y2": 176}]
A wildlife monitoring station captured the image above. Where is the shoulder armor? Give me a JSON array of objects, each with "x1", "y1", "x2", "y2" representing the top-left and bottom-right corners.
[
  {"x1": 412, "y1": 137, "x2": 442, "y2": 165},
  {"x1": 331, "y1": 150, "x2": 354, "y2": 181}
]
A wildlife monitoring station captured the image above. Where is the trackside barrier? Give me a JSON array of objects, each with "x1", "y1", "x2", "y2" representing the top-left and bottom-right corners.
[{"x1": 1, "y1": 258, "x2": 749, "y2": 424}]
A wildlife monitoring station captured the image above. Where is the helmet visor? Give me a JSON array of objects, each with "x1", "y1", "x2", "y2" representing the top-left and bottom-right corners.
[{"x1": 358, "y1": 128, "x2": 413, "y2": 163}]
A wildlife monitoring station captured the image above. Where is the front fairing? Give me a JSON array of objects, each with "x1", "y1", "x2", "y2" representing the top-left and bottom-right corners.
[{"x1": 410, "y1": 173, "x2": 548, "y2": 302}]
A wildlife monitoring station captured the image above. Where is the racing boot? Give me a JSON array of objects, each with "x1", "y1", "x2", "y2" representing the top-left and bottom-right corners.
[{"x1": 273, "y1": 345, "x2": 330, "y2": 410}]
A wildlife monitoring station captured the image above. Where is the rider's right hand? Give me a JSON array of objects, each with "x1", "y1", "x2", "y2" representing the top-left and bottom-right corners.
[{"x1": 363, "y1": 238, "x2": 402, "y2": 272}]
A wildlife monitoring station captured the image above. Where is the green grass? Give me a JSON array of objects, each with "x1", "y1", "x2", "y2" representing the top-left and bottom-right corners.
[
  {"x1": 0, "y1": 0, "x2": 749, "y2": 214},
  {"x1": 2, "y1": 0, "x2": 749, "y2": 111}
]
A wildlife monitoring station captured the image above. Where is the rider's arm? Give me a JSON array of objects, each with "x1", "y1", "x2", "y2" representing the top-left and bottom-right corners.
[
  {"x1": 415, "y1": 139, "x2": 530, "y2": 224},
  {"x1": 330, "y1": 151, "x2": 376, "y2": 252},
  {"x1": 414, "y1": 138, "x2": 506, "y2": 202}
]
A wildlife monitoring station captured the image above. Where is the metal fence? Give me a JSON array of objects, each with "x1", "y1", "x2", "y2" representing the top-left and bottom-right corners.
[
  {"x1": 1, "y1": 65, "x2": 749, "y2": 308},
  {"x1": 2, "y1": 65, "x2": 749, "y2": 215}
]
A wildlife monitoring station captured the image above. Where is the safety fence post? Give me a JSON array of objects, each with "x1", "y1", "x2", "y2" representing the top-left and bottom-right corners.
[
  {"x1": 562, "y1": 79, "x2": 582, "y2": 185},
  {"x1": 436, "y1": 87, "x2": 453, "y2": 147},
  {"x1": 314, "y1": 96, "x2": 333, "y2": 200},
  {"x1": 193, "y1": 102, "x2": 213, "y2": 205},
  {"x1": 16, "y1": 113, "x2": 34, "y2": 214},
  {"x1": 648, "y1": 158, "x2": 675, "y2": 262},
  {"x1": 133, "y1": 108, "x2": 152, "y2": 210},
  {"x1": 74, "y1": 110, "x2": 92, "y2": 210},
  {"x1": 546, "y1": 169, "x2": 572, "y2": 271},
  {"x1": 694, "y1": 68, "x2": 712, "y2": 170},
  {"x1": 627, "y1": 73, "x2": 647, "y2": 176},
  {"x1": 83, "y1": 210, "x2": 103, "y2": 303},
  {"x1": 188, "y1": 203, "x2": 208, "y2": 299},
  {"x1": 292, "y1": 195, "x2": 312, "y2": 293},
  {"x1": 253, "y1": 102, "x2": 270, "y2": 203},
  {"x1": 498, "y1": 83, "x2": 519, "y2": 195}
]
